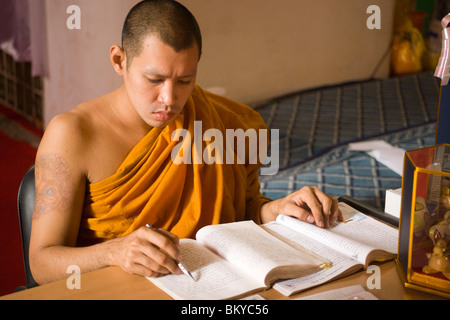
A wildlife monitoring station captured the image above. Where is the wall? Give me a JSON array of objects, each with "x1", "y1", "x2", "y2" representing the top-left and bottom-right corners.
[
  {"x1": 42, "y1": 0, "x2": 135, "y2": 125},
  {"x1": 42, "y1": 0, "x2": 394, "y2": 125},
  {"x1": 183, "y1": 0, "x2": 394, "y2": 104}
]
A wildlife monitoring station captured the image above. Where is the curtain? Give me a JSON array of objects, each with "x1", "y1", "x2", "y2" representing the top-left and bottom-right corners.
[{"x1": 0, "y1": 0, "x2": 47, "y2": 76}]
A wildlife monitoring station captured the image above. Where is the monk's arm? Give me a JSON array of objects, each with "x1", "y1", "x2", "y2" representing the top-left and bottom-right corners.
[{"x1": 29, "y1": 115, "x2": 181, "y2": 284}]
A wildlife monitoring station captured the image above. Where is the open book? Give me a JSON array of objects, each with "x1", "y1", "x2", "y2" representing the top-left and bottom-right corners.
[
  {"x1": 147, "y1": 220, "x2": 329, "y2": 300},
  {"x1": 265, "y1": 202, "x2": 398, "y2": 296}
]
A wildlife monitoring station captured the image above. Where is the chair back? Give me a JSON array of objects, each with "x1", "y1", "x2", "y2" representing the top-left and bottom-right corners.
[{"x1": 17, "y1": 165, "x2": 38, "y2": 288}]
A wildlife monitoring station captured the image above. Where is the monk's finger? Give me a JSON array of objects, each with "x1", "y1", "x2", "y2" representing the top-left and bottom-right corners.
[
  {"x1": 280, "y1": 202, "x2": 316, "y2": 224},
  {"x1": 310, "y1": 187, "x2": 343, "y2": 226},
  {"x1": 138, "y1": 243, "x2": 181, "y2": 275},
  {"x1": 141, "y1": 226, "x2": 183, "y2": 264},
  {"x1": 328, "y1": 197, "x2": 343, "y2": 225},
  {"x1": 155, "y1": 228, "x2": 180, "y2": 246},
  {"x1": 310, "y1": 186, "x2": 335, "y2": 227},
  {"x1": 124, "y1": 248, "x2": 179, "y2": 277},
  {"x1": 295, "y1": 187, "x2": 327, "y2": 227}
]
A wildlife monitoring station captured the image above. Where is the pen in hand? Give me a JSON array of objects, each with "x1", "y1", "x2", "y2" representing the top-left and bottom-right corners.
[{"x1": 145, "y1": 224, "x2": 196, "y2": 282}]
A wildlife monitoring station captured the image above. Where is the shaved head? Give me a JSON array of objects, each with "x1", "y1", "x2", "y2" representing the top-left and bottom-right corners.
[{"x1": 122, "y1": 0, "x2": 202, "y2": 68}]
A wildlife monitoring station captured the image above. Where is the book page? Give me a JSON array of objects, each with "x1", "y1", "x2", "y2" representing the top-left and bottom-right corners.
[
  {"x1": 276, "y1": 202, "x2": 398, "y2": 266},
  {"x1": 264, "y1": 222, "x2": 362, "y2": 295},
  {"x1": 294, "y1": 285, "x2": 379, "y2": 300},
  {"x1": 195, "y1": 220, "x2": 328, "y2": 286},
  {"x1": 330, "y1": 202, "x2": 398, "y2": 254},
  {"x1": 147, "y1": 239, "x2": 264, "y2": 300}
]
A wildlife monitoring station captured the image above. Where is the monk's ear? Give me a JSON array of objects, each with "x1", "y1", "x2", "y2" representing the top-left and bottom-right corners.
[{"x1": 110, "y1": 45, "x2": 126, "y2": 76}]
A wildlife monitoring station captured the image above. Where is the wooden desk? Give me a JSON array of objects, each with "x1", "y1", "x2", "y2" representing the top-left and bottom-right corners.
[{"x1": 1, "y1": 261, "x2": 445, "y2": 300}]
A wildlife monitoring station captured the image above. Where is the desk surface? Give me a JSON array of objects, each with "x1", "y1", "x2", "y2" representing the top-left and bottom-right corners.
[{"x1": 1, "y1": 261, "x2": 445, "y2": 300}]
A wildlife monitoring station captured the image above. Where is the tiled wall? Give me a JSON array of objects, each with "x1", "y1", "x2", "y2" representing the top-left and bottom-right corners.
[{"x1": 0, "y1": 49, "x2": 43, "y2": 130}]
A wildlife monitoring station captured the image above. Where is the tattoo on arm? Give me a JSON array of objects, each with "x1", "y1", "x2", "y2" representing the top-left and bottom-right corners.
[{"x1": 34, "y1": 154, "x2": 75, "y2": 220}]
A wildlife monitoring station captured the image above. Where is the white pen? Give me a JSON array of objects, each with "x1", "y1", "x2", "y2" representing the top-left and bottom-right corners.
[{"x1": 145, "y1": 224, "x2": 196, "y2": 282}]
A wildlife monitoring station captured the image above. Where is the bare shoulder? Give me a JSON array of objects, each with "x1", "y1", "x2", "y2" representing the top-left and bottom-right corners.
[
  {"x1": 44, "y1": 111, "x2": 85, "y2": 146},
  {"x1": 43, "y1": 100, "x2": 100, "y2": 144},
  {"x1": 36, "y1": 96, "x2": 108, "y2": 174},
  {"x1": 40, "y1": 109, "x2": 84, "y2": 154},
  {"x1": 36, "y1": 90, "x2": 133, "y2": 184}
]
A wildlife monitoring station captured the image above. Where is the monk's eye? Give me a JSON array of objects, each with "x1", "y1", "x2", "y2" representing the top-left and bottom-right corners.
[
  {"x1": 148, "y1": 78, "x2": 163, "y2": 84},
  {"x1": 178, "y1": 80, "x2": 192, "y2": 85}
]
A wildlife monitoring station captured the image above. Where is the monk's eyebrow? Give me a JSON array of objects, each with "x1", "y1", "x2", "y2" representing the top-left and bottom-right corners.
[
  {"x1": 144, "y1": 68, "x2": 168, "y2": 78},
  {"x1": 144, "y1": 67, "x2": 196, "y2": 79}
]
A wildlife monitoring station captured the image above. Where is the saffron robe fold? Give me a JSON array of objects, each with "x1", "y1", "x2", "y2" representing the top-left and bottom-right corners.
[{"x1": 78, "y1": 86, "x2": 271, "y2": 244}]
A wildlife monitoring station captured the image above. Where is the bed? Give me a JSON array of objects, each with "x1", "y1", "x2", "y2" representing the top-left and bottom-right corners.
[{"x1": 254, "y1": 71, "x2": 441, "y2": 210}]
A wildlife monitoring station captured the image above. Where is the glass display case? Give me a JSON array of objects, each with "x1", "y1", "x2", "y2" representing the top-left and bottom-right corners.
[{"x1": 396, "y1": 144, "x2": 450, "y2": 298}]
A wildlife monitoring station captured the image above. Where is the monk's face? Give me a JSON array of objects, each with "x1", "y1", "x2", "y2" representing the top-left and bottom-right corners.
[{"x1": 123, "y1": 35, "x2": 199, "y2": 128}]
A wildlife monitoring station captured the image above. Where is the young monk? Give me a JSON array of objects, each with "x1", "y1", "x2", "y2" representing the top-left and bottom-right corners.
[{"x1": 29, "y1": 0, "x2": 341, "y2": 285}]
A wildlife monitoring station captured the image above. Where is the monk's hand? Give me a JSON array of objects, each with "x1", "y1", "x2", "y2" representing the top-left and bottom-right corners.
[
  {"x1": 265, "y1": 186, "x2": 342, "y2": 227},
  {"x1": 111, "y1": 226, "x2": 184, "y2": 278}
]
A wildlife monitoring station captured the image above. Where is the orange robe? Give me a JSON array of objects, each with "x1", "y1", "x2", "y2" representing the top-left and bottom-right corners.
[{"x1": 77, "y1": 86, "x2": 271, "y2": 244}]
